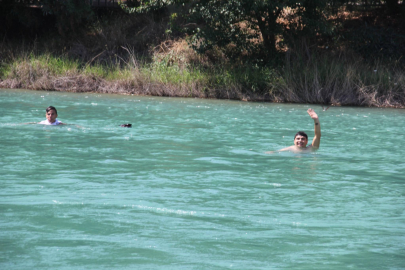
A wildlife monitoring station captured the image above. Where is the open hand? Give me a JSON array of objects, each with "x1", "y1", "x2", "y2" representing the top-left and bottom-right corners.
[{"x1": 307, "y1": 108, "x2": 318, "y2": 120}]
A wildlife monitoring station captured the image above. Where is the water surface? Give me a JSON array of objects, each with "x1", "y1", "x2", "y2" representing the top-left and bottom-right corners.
[{"x1": 1, "y1": 89, "x2": 404, "y2": 269}]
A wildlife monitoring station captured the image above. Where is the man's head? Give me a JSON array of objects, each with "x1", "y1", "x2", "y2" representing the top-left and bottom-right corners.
[
  {"x1": 45, "y1": 106, "x2": 58, "y2": 123},
  {"x1": 294, "y1": 131, "x2": 308, "y2": 148}
]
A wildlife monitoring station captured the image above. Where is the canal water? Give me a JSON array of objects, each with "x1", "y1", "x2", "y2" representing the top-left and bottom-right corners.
[{"x1": 1, "y1": 89, "x2": 404, "y2": 269}]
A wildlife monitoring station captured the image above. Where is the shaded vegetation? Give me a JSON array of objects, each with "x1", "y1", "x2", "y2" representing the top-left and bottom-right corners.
[{"x1": 0, "y1": 0, "x2": 404, "y2": 107}]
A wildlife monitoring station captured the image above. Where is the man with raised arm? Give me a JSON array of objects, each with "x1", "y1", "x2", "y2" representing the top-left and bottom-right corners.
[{"x1": 267, "y1": 108, "x2": 321, "y2": 153}]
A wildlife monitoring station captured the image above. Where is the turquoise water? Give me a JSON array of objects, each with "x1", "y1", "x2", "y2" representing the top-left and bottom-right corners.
[{"x1": 1, "y1": 88, "x2": 404, "y2": 269}]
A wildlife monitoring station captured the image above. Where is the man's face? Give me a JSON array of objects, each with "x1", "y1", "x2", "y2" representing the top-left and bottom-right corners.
[
  {"x1": 46, "y1": 110, "x2": 58, "y2": 123},
  {"x1": 294, "y1": 135, "x2": 308, "y2": 148}
]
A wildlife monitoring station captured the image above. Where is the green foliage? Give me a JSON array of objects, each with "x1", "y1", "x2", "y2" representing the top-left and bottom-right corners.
[
  {"x1": 121, "y1": 0, "x2": 338, "y2": 64},
  {"x1": 120, "y1": 0, "x2": 184, "y2": 13},
  {"x1": 190, "y1": 0, "x2": 337, "y2": 63}
]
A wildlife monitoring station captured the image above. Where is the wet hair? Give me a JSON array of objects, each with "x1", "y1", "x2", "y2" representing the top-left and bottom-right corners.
[
  {"x1": 294, "y1": 131, "x2": 308, "y2": 139},
  {"x1": 46, "y1": 106, "x2": 57, "y2": 114}
]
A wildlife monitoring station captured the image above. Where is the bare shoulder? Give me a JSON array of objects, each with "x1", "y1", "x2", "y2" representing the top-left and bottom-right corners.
[
  {"x1": 279, "y1": 146, "x2": 294, "y2": 152},
  {"x1": 307, "y1": 145, "x2": 319, "y2": 151},
  {"x1": 266, "y1": 146, "x2": 294, "y2": 154}
]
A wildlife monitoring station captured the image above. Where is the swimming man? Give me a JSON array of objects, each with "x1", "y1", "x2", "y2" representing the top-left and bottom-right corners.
[
  {"x1": 267, "y1": 108, "x2": 320, "y2": 153},
  {"x1": 39, "y1": 106, "x2": 65, "y2": 125}
]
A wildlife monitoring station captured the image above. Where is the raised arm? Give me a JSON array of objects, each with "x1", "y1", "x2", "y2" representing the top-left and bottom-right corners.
[{"x1": 307, "y1": 108, "x2": 321, "y2": 148}]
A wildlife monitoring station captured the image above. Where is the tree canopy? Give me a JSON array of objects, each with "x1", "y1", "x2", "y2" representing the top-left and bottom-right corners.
[{"x1": 121, "y1": 0, "x2": 339, "y2": 62}]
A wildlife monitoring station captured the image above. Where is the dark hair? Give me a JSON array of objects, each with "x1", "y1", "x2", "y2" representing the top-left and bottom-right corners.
[
  {"x1": 46, "y1": 106, "x2": 57, "y2": 114},
  {"x1": 120, "y1": 124, "x2": 132, "y2": 128},
  {"x1": 294, "y1": 131, "x2": 308, "y2": 139}
]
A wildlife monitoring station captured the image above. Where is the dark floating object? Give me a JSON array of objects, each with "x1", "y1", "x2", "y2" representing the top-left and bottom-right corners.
[{"x1": 120, "y1": 124, "x2": 132, "y2": 128}]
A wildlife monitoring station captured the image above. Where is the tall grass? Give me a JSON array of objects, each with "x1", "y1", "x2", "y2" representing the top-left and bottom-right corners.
[{"x1": 278, "y1": 43, "x2": 405, "y2": 107}]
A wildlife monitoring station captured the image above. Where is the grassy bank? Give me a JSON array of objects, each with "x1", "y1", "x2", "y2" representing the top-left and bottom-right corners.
[
  {"x1": 0, "y1": 10, "x2": 404, "y2": 107},
  {"x1": 0, "y1": 41, "x2": 267, "y2": 100},
  {"x1": 1, "y1": 41, "x2": 404, "y2": 107}
]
